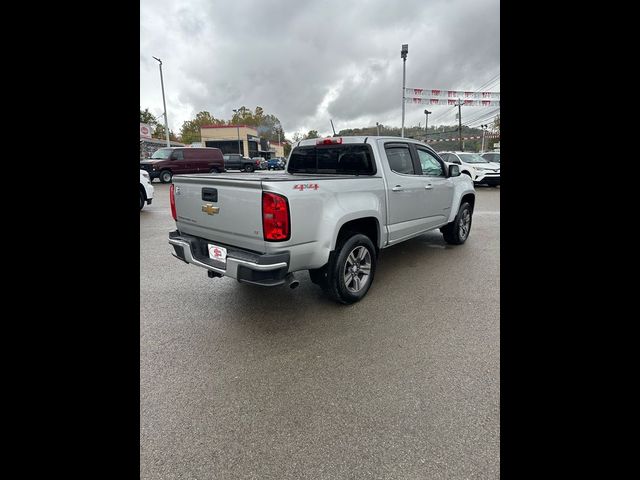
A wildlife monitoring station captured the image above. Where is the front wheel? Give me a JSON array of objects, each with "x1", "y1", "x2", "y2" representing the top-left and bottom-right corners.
[
  {"x1": 244, "y1": 164, "x2": 254, "y2": 172},
  {"x1": 323, "y1": 233, "x2": 377, "y2": 304},
  {"x1": 139, "y1": 190, "x2": 145, "y2": 210},
  {"x1": 441, "y1": 202, "x2": 473, "y2": 245},
  {"x1": 159, "y1": 170, "x2": 172, "y2": 183}
]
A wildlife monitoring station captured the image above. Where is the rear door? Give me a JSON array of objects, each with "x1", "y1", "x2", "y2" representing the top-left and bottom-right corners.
[
  {"x1": 412, "y1": 146, "x2": 454, "y2": 229},
  {"x1": 379, "y1": 141, "x2": 430, "y2": 242}
]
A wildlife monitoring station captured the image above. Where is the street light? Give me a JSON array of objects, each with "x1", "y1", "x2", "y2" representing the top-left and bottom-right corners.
[
  {"x1": 152, "y1": 56, "x2": 171, "y2": 147},
  {"x1": 424, "y1": 109, "x2": 431, "y2": 140},
  {"x1": 481, "y1": 124, "x2": 488, "y2": 153},
  {"x1": 232, "y1": 109, "x2": 241, "y2": 155},
  {"x1": 401, "y1": 44, "x2": 408, "y2": 138},
  {"x1": 376, "y1": 122, "x2": 380, "y2": 136}
]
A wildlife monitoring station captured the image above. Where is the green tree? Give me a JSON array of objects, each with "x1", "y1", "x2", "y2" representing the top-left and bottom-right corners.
[
  {"x1": 180, "y1": 111, "x2": 225, "y2": 144},
  {"x1": 140, "y1": 107, "x2": 157, "y2": 125},
  {"x1": 304, "y1": 130, "x2": 319, "y2": 139},
  {"x1": 153, "y1": 124, "x2": 179, "y2": 142}
]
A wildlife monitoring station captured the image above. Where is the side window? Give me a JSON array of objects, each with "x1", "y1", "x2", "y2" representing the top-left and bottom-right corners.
[
  {"x1": 416, "y1": 149, "x2": 444, "y2": 176},
  {"x1": 449, "y1": 154, "x2": 461, "y2": 165},
  {"x1": 172, "y1": 150, "x2": 184, "y2": 160},
  {"x1": 385, "y1": 144, "x2": 416, "y2": 175},
  {"x1": 439, "y1": 153, "x2": 449, "y2": 162}
]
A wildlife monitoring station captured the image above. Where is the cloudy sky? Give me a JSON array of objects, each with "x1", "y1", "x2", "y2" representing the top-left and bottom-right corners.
[{"x1": 140, "y1": 0, "x2": 499, "y2": 139}]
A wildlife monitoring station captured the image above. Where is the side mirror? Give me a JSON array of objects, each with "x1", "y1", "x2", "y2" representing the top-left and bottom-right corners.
[{"x1": 449, "y1": 164, "x2": 460, "y2": 177}]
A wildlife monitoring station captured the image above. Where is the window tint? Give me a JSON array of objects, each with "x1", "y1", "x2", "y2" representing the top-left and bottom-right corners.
[
  {"x1": 416, "y1": 149, "x2": 444, "y2": 176},
  {"x1": 288, "y1": 145, "x2": 375, "y2": 174},
  {"x1": 385, "y1": 144, "x2": 416, "y2": 174},
  {"x1": 173, "y1": 150, "x2": 184, "y2": 160}
]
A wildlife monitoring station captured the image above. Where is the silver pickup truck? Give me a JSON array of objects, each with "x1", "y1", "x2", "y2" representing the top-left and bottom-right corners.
[{"x1": 168, "y1": 136, "x2": 475, "y2": 304}]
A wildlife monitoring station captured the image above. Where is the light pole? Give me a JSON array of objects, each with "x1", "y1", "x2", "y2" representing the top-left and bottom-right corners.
[
  {"x1": 232, "y1": 109, "x2": 241, "y2": 155},
  {"x1": 481, "y1": 124, "x2": 488, "y2": 153},
  {"x1": 424, "y1": 109, "x2": 431, "y2": 141},
  {"x1": 376, "y1": 122, "x2": 380, "y2": 136},
  {"x1": 152, "y1": 56, "x2": 171, "y2": 147},
  {"x1": 401, "y1": 44, "x2": 408, "y2": 138}
]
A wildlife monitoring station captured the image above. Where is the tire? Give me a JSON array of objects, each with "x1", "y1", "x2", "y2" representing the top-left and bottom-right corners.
[
  {"x1": 209, "y1": 168, "x2": 219, "y2": 174},
  {"x1": 441, "y1": 202, "x2": 473, "y2": 245},
  {"x1": 139, "y1": 189, "x2": 145, "y2": 210},
  {"x1": 323, "y1": 232, "x2": 377, "y2": 304},
  {"x1": 244, "y1": 164, "x2": 254, "y2": 173},
  {"x1": 159, "y1": 170, "x2": 172, "y2": 183}
]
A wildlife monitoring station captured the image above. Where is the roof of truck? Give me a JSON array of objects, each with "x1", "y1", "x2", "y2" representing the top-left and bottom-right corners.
[{"x1": 295, "y1": 135, "x2": 433, "y2": 147}]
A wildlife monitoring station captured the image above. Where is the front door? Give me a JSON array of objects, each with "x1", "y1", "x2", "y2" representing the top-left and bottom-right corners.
[{"x1": 380, "y1": 142, "x2": 430, "y2": 243}]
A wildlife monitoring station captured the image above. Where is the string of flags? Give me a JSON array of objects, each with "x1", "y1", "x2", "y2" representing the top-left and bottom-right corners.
[
  {"x1": 404, "y1": 88, "x2": 500, "y2": 106},
  {"x1": 426, "y1": 134, "x2": 499, "y2": 144}
]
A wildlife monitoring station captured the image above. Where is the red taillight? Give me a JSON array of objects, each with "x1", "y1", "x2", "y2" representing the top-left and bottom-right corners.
[
  {"x1": 169, "y1": 184, "x2": 177, "y2": 221},
  {"x1": 316, "y1": 137, "x2": 342, "y2": 145},
  {"x1": 262, "y1": 192, "x2": 290, "y2": 241}
]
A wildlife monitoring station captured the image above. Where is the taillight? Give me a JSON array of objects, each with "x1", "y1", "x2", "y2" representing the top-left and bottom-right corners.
[
  {"x1": 169, "y1": 184, "x2": 177, "y2": 221},
  {"x1": 316, "y1": 137, "x2": 342, "y2": 145},
  {"x1": 262, "y1": 192, "x2": 290, "y2": 241}
]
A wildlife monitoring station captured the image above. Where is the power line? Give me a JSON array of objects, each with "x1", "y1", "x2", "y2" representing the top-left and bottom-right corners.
[
  {"x1": 464, "y1": 109, "x2": 500, "y2": 128},
  {"x1": 462, "y1": 107, "x2": 501, "y2": 126}
]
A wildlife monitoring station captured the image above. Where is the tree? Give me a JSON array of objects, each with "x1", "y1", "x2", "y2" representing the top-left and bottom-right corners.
[
  {"x1": 180, "y1": 111, "x2": 225, "y2": 144},
  {"x1": 153, "y1": 124, "x2": 179, "y2": 142},
  {"x1": 304, "y1": 130, "x2": 319, "y2": 139},
  {"x1": 140, "y1": 107, "x2": 157, "y2": 125}
]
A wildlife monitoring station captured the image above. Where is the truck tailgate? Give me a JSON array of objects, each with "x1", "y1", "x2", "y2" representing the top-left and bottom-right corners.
[{"x1": 172, "y1": 175, "x2": 265, "y2": 253}]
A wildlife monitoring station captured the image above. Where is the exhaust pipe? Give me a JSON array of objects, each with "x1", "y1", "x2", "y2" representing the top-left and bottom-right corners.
[{"x1": 285, "y1": 273, "x2": 299, "y2": 289}]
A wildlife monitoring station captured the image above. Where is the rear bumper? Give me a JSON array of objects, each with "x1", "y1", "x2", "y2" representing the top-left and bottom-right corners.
[{"x1": 168, "y1": 230, "x2": 291, "y2": 286}]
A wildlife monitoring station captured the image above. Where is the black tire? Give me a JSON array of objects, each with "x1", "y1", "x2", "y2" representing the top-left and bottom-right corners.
[
  {"x1": 209, "y1": 168, "x2": 219, "y2": 174},
  {"x1": 323, "y1": 232, "x2": 377, "y2": 304},
  {"x1": 139, "y1": 189, "x2": 145, "y2": 210},
  {"x1": 441, "y1": 202, "x2": 473, "y2": 245},
  {"x1": 159, "y1": 170, "x2": 172, "y2": 183},
  {"x1": 244, "y1": 164, "x2": 254, "y2": 173}
]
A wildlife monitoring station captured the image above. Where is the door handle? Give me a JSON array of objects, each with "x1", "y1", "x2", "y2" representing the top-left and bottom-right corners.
[
  {"x1": 424, "y1": 184, "x2": 433, "y2": 190},
  {"x1": 392, "y1": 185, "x2": 404, "y2": 192}
]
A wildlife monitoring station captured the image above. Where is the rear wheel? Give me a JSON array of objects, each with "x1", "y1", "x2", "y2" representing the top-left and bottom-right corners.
[
  {"x1": 322, "y1": 233, "x2": 377, "y2": 304},
  {"x1": 160, "y1": 170, "x2": 172, "y2": 183},
  {"x1": 209, "y1": 168, "x2": 219, "y2": 174},
  {"x1": 244, "y1": 164, "x2": 254, "y2": 172},
  {"x1": 441, "y1": 202, "x2": 473, "y2": 245}
]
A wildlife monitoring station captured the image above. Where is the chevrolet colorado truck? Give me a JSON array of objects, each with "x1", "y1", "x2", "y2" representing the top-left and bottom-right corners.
[{"x1": 168, "y1": 136, "x2": 476, "y2": 304}]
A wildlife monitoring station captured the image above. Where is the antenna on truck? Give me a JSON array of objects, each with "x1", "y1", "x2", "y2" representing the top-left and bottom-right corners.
[{"x1": 330, "y1": 119, "x2": 337, "y2": 137}]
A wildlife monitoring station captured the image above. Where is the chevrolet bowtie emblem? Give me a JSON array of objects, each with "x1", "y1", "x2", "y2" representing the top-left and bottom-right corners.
[{"x1": 202, "y1": 204, "x2": 220, "y2": 215}]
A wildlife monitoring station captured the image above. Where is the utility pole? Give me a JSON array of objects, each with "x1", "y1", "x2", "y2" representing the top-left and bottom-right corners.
[
  {"x1": 481, "y1": 124, "x2": 488, "y2": 153},
  {"x1": 456, "y1": 98, "x2": 463, "y2": 151},
  {"x1": 376, "y1": 122, "x2": 380, "y2": 136},
  {"x1": 424, "y1": 109, "x2": 431, "y2": 141},
  {"x1": 401, "y1": 44, "x2": 408, "y2": 137},
  {"x1": 232, "y1": 109, "x2": 241, "y2": 155},
  {"x1": 152, "y1": 56, "x2": 171, "y2": 147}
]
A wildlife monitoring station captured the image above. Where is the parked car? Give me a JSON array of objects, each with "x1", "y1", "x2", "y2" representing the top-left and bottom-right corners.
[
  {"x1": 482, "y1": 152, "x2": 500, "y2": 163},
  {"x1": 140, "y1": 147, "x2": 225, "y2": 183},
  {"x1": 168, "y1": 136, "x2": 475, "y2": 304},
  {"x1": 224, "y1": 154, "x2": 256, "y2": 172},
  {"x1": 252, "y1": 157, "x2": 267, "y2": 170},
  {"x1": 439, "y1": 151, "x2": 500, "y2": 187},
  {"x1": 140, "y1": 170, "x2": 154, "y2": 210},
  {"x1": 267, "y1": 158, "x2": 284, "y2": 170},
  {"x1": 278, "y1": 158, "x2": 286, "y2": 169}
]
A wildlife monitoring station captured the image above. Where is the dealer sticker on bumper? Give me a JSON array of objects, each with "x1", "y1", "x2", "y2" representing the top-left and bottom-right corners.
[{"x1": 208, "y1": 244, "x2": 227, "y2": 263}]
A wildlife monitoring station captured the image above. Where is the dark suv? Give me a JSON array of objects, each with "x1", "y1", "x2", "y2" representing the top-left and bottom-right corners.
[
  {"x1": 223, "y1": 154, "x2": 256, "y2": 172},
  {"x1": 140, "y1": 147, "x2": 225, "y2": 183}
]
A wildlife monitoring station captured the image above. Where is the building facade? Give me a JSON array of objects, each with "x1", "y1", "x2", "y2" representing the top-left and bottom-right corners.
[{"x1": 200, "y1": 125, "x2": 283, "y2": 158}]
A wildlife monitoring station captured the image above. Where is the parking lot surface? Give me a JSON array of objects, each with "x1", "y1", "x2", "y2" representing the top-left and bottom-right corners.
[{"x1": 140, "y1": 182, "x2": 500, "y2": 479}]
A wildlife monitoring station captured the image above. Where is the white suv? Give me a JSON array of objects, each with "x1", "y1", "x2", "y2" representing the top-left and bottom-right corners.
[
  {"x1": 439, "y1": 151, "x2": 500, "y2": 187},
  {"x1": 140, "y1": 170, "x2": 154, "y2": 210}
]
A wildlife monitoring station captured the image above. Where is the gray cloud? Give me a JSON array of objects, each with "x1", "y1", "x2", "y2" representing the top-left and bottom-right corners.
[{"x1": 140, "y1": 0, "x2": 499, "y2": 137}]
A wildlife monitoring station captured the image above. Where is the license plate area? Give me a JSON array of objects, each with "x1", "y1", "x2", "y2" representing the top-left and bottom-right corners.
[{"x1": 208, "y1": 244, "x2": 227, "y2": 264}]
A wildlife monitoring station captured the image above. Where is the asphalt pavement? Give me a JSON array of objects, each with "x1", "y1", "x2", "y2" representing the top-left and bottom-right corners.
[{"x1": 140, "y1": 180, "x2": 500, "y2": 480}]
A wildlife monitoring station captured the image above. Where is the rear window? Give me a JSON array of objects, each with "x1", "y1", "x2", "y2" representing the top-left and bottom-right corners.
[{"x1": 288, "y1": 144, "x2": 375, "y2": 175}]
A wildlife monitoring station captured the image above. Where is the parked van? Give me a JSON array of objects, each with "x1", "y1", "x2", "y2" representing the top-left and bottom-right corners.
[{"x1": 140, "y1": 147, "x2": 225, "y2": 183}]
